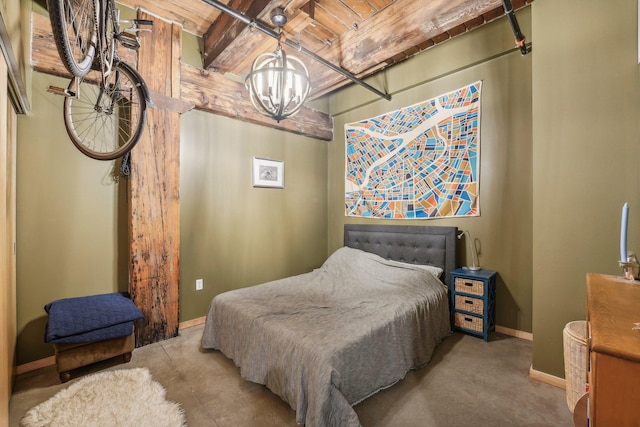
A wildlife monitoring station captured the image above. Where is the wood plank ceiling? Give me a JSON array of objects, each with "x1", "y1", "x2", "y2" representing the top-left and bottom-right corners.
[
  {"x1": 31, "y1": 0, "x2": 532, "y2": 140},
  {"x1": 117, "y1": 0, "x2": 532, "y2": 101}
]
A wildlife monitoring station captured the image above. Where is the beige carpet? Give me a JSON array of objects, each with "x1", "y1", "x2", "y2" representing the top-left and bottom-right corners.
[
  {"x1": 20, "y1": 367, "x2": 186, "y2": 427},
  {"x1": 10, "y1": 325, "x2": 573, "y2": 426}
]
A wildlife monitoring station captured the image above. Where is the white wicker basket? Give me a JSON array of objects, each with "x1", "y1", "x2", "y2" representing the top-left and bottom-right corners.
[{"x1": 563, "y1": 320, "x2": 587, "y2": 412}]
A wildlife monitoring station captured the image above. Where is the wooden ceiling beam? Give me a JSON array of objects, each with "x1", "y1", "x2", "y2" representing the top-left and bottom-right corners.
[
  {"x1": 31, "y1": 12, "x2": 137, "y2": 77},
  {"x1": 202, "y1": 0, "x2": 312, "y2": 74},
  {"x1": 180, "y1": 63, "x2": 333, "y2": 140},
  {"x1": 112, "y1": 0, "x2": 533, "y2": 102},
  {"x1": 202, "y1": 0, "x2": 272, "y2": 70},
  {"x1": 31, "y1": 11, "x2": 333, "y2": 142},
  {"x1": 339, "y1": 0, "x2": 503, "y2": 74},
  {"x1": 305, "y1": 1, "x2": 532, "y2": 98},
  {"x1": 116, "y1": 0, "x2": 221, "y2": 35}
]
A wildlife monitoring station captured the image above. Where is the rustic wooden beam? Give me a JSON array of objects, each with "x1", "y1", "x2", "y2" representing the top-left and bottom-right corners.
[
  {"x1": 149, "y1": 90, "x2": 195, "y2": 114},
  {"x1": 128, "y1": 12, "x2": 181, "y2": 347},
  {"x1": 31, "y1": 11, "x2": 333, "y2": 141},
  {"x1": 115, "y1": 0, "x2": 532, "y2": 101},
  {"x1": 116, "y1": 0, "x2": 222, "y2": 35},
  {"x1": 202, "y1": 0, "x2": 272, "y2": 70},
  {"x1": 197, "y1": 0, "x2": 509, "y2": 100},
  {"x1": 180, "y1": 64, "x2": 333, "y2": 141},
  {"x1": 339, "y1": 0, "x2": 502, "y2": 74},
  {"x1": 31, "y1": 12, "x2": 135, "y2": 79},
  {"x1": 301, "y1": 0, "x2": 315, "y2": 20},
  {"x1": 199, "y1": 0, "x2": 309, "y2": 75},
  {"x1": 305, "y1": 1, "x2": 529, "y2": 98}
]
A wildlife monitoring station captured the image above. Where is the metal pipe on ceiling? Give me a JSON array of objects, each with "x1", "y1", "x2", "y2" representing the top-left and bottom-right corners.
[
  {"x1": 502, "y1": 0, "x2": 530, "y2": 55},
  {"x1": 200, "y1": 0, "x2": 392, "y2": 101}
]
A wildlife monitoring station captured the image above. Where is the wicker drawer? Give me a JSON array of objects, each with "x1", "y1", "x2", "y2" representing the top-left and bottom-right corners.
[
  {"x1": 454, "y1": 277, "x2": 485, "y2": 296},
  {"x1": 454, "y1": 295, "x2": 484, "y2": 315},
  {"x1": 454, "y1": 312, "x2": 484, "y2": 333},
  {"x1": 450, "y1": 269, "x2": 496, "y2": 341}
]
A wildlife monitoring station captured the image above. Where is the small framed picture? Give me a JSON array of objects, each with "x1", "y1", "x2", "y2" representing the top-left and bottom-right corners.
[{"x1": 252, "y1": 157, "x2": 284, "y2": 188}]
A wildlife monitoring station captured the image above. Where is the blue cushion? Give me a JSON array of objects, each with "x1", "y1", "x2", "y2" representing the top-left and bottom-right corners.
[
  {"x1": 45, "y1": 293, "x2": 143, "y2": 343},
  {"x1": 49, "y1": 322, "x2": 135, "y2": 344}
]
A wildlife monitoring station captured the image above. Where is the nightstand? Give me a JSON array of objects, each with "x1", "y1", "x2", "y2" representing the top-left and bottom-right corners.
[{"x1": 450, "y1": 268, "x2": 496, "y2": 341}]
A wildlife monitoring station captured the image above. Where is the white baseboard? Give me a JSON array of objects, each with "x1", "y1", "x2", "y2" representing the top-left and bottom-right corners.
[
  {"x1": 15, "y1": 356, "x2": 55, "y2": 375},
  {"x1": 495, "y1": 324, "x2": 533, "y2": 341},
  {"x1": 179, "y1": 316, "x2": 205, "y2": 329},
  {"x1": 14, "y1": 320, "x2": 543, "y2": 378},
  {"x1": 530, "y1": 365, "x2": 566, "y2": 389},
  {"x1": 15, "y1": 317, "x2": 208, "y2": 375},
  {"x1": 494, "y1": 325, "x2": 564, "y2": 389}
]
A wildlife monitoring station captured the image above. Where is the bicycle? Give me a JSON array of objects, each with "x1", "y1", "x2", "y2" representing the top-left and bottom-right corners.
[{"x1": 46, "y1": 0, "x2": 153, "y2": 161}]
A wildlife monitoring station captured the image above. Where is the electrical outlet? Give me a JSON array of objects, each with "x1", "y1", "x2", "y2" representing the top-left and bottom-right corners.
[{"x1": 196, "y1": 278, "x2": 203, "y2": 291}]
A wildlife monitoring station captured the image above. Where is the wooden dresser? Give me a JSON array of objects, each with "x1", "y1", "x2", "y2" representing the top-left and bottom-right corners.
[{"x1": 586, "y1": 273, "x2": 640, "y2": 426}]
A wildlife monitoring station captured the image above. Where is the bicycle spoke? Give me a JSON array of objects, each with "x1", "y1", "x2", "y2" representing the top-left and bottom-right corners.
[
  {"x1": 63, "y1": 62, "x2": 146, "y2": 160},
  {"x1": 65, "y1": 0, "x2": 92, "y2": 55}
]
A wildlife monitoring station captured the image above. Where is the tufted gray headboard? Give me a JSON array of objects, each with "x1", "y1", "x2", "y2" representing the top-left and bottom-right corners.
[{"x1": 343, "y1": 224, "x2": 458, "y2": 288}]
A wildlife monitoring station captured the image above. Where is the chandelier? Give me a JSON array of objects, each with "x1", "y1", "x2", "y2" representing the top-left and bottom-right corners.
[{"x1": 244, "y1": 8, "x2": 311, "y2": 122}]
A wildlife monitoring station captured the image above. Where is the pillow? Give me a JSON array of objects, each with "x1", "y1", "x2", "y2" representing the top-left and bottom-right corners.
[{"x1": 384, "y1": 259, "x2": 444, "y2": 279}]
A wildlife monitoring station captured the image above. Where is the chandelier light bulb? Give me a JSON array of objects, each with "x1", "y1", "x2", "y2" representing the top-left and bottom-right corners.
[
  {"x1": 244, "y1": 8, "x2": 311, "y2": 122},
  {"x1": 245, "y1": 45, "x2": 310, "y2": 122}
]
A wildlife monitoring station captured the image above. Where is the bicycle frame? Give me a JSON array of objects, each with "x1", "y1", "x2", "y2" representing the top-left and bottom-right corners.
[
  {"x1": 95, "y1": 0, "x2": 118, "y2": 85},
  {"x1": 67, "y1": 0, "x2": 151, "y2": 101},
  {"x1": 47, "y1": 0, "x2": 154, "y2": 160},
  {"x1": 98, "y1": 0, "x2": 152, "y2": 102}
]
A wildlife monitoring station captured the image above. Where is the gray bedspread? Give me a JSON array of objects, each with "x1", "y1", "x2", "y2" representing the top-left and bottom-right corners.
[{"x1": 201, "y1": 246, "x2": 451, "y2": 427}]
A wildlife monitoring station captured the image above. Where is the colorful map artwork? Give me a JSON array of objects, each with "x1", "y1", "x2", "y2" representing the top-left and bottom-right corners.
[{"x1": 345, "y1": 81, "x2": 482, "y2": 219}]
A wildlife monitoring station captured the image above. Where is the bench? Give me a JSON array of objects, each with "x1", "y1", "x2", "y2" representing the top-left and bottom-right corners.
[{"x1": 44, "y1": 293, "x2": 143, "y2": 382}]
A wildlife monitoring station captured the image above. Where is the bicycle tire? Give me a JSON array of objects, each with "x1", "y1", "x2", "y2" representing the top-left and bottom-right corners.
[
  {"x1": 47, "y1": 0, "x2": 98, "y2": 77},
  {"x1": 63, "y1": 61, "x2": 147, "y2": 160}
]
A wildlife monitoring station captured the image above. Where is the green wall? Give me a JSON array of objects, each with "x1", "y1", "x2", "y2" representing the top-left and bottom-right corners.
[
  {"x1": 531, "y1": 0, "x2": 640, "y2": 377},
  {"x1": 16, "y1": 6, "x2": 534, "y2": 366},
  {"x1": 179, "y1": 110, "x2": 328, "y2": 321},
  {"x1": 18, "y1": 1, "x2": 629, "y2": 379},
  {"x1": 16, "y1": 72, "x2": 125, "y2": 363},
  {"x1": 15, "y1": 73, "x2": 328, "y2": 364},
  {"x1": 177, "y1": 14, "x2": 328, "y2": 321},
  {"x1": 327, "y1": 9, "x2": 533, "y2": 334}
]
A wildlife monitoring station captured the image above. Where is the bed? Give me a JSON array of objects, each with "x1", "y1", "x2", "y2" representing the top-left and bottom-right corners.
[{"x1": 201, "y1": 224, "x2": 457, "y2": 426}]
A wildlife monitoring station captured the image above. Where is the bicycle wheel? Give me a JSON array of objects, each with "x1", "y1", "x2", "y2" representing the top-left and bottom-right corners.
[
  {"x1": 63, "y1": 61, "x2": 147, "y2": 160},
  {"x1": 47, "y1": 0, "x2": 98, "y2": 77}
]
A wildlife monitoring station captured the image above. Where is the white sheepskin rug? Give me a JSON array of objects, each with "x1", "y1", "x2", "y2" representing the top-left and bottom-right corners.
[{"x1": 20, "y1": 367, "x2": 186, "y2": 427}]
